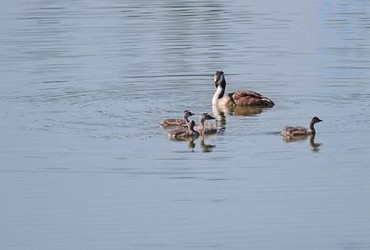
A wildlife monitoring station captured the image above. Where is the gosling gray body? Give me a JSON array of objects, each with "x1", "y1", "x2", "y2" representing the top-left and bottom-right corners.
[
  {"x1": 168, "y1": 120, "x2": 200, "y2": 141},
  {"x1": 194, "y1": 113, "x2": 218, "y2": 135},
  {"x1": 281, "y1": 116, "x2": 322, "y2": 137},
  {"x1": 160, "y1": 110, "x2": 194, "y2": 128}
]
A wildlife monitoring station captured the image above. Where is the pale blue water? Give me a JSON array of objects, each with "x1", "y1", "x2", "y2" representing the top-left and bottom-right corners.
[{"x1": 1, "y1": 0, "x2": 370, "y2": 249}]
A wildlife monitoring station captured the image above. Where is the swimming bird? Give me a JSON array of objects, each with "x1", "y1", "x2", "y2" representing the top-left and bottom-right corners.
[
  {"x1": 212, "y1": 71, "x2": 275, "y2": 107},
  {"x1": 194, "y1": 113, "x2": 218, "y2": 135},
  {"x1": 168, "y1": 120, "x2": 200, "y2": 141},
  {"x1": 281, "y1": 116, "x2": 323, "y2": 137},
  {"x1": 160, "y1": 110, "x2": 194, "y2": 128}
]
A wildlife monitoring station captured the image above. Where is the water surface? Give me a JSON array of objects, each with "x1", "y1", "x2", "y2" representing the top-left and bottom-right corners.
[{"x1": 1, "y1": 0, "x2": 370, "y2": 249}]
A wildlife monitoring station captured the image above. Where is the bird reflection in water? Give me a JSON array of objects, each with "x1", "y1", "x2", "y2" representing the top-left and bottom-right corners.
[
  {"x1": 213, "y1": 104, "x2": 266, "y2": 117},
  {"x1": 282, "y1": 134, "x2": 322, "y2": 152},
  {"x1": 187, "y1": 138, "x2": 196, "y2": 152},
  {"x1": 309, "y1": 134, "x2": 322, "y2": 152},
  {"x1": 168, "y1": 134, "x2": 217, "y2": 153},
  {"x1": 200, "y1": 134, "x2": 216, "y2": 153},
  {"x1": 212, "y1": 104, "x2": 267, "y2": 132},
  {"x1": 212, "y1": 105, "x2": 227, "y2": 128},
  {"x1": 166, "y1": 134, "x2": 197, "y2": 152}
]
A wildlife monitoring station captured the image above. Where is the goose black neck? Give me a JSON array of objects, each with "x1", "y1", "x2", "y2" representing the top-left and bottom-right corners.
[{"x1": 309, "y1": 120, "x2": 316, "y2": 133}]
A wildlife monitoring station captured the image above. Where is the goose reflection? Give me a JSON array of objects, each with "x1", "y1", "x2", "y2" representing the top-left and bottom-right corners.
[
  {"x1": 212, "y1": 105, "x2": 227, "y2": 128},
  {"x1": 200, "y1": 135, "x2": 216, "y2": 153},
  {"x1": 187, "y1": 138, "x2": 196, "y2": 152},
  {"x1": 309, "y1": 134, "x2": 322, "y2": 152},
  {"x1": 211, "y1": 105, "x2": 264, "y2": 134},
  {"x1": 212, "y1": 104, "x2": 265, "y2": 117},
  {"x1": 282, "y1": 134, "x2": 322, "y2": 152}
]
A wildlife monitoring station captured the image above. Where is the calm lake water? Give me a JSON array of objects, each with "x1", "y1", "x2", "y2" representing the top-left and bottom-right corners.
[{"x1": 1, "y1": 0, "x2": 370, "y2": 249}]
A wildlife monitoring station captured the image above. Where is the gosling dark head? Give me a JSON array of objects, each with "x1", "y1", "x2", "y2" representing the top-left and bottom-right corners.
[
  {"x1": 312, "y1": 116, "x2": 323, "y2": 124},
  {"x1": 184, "y1": 110, "x2": 194, "y2": 117},
  {"x1": 202, "y1": 113, "x2": 216, "y2": 120}
]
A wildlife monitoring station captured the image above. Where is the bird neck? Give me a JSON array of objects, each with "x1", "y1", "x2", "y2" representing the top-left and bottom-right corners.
[
  {"x1": 212, "y1": 85, "x2": 225, "y2": 105},
  {"x1": 189, "y1": 125, "x2": 199, "y2": 135},
  {"x1": 199, "y1": 117, "x2": 206, "y2": 127},
  {"x1": 309, "y1": 121, "x2": 316, "y2": 133}
]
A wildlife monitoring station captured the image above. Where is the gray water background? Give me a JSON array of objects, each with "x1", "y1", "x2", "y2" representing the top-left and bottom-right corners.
[{"x1": 1, "y1": 0, "x2": 370, "y2": 249}]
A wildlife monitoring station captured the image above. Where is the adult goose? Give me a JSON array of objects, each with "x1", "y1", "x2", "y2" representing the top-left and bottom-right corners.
[{"x1": 212, "y1": 71, "x2": 275, "y2": 107}]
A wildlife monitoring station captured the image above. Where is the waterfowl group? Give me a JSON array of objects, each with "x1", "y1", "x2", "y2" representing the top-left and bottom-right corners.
[
  {"x1": 161, "y1": 70, "x2": 323, "y2": 148},
  {"x1": 166, "y1": 112, "x2": 219, "y2": 141}
]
